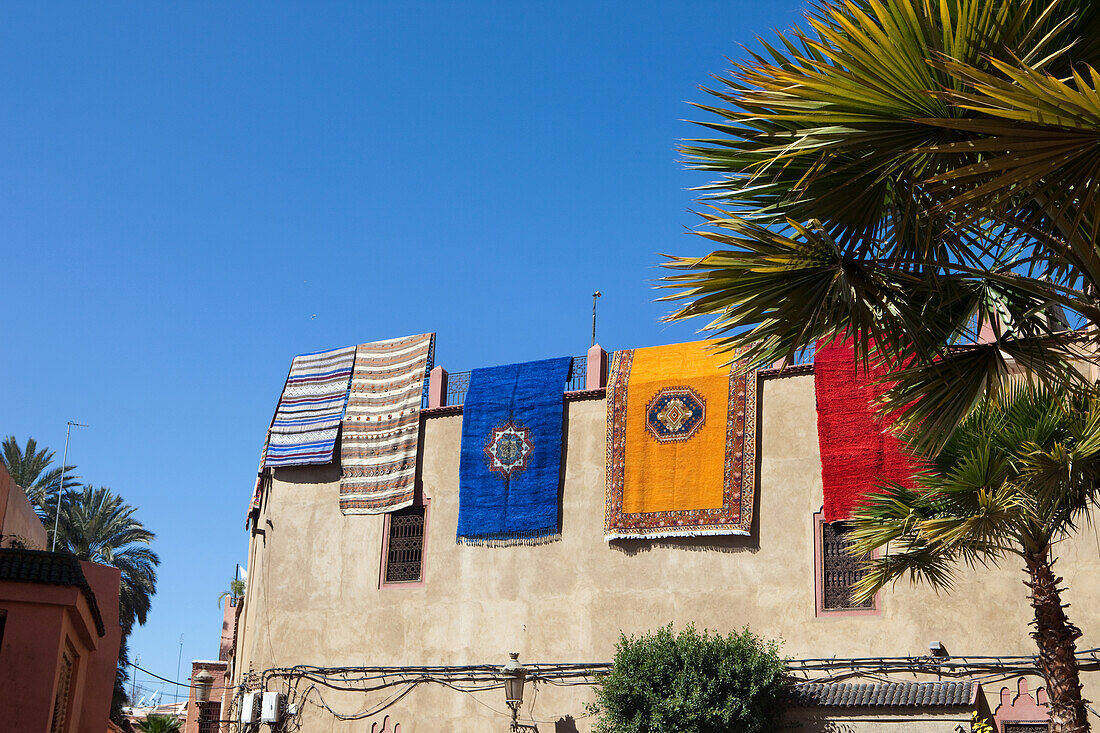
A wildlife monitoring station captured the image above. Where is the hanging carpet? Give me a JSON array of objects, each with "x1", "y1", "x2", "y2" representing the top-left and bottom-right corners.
[
  {"x1": 340, "y1": 333, "x2": 435, "y2": 515},
  {"x1": 265, "y1": 345, "x2": 356, "y2": 467},
  {"x1": 456, "y1": 356, "x2": 571, "y2": 545},
  {"x1": 814, "y1": 337, "x2": 916, "y2": 522},
  {"x1": 604, "y1": 340, "x2": 757, "y2": 540}
]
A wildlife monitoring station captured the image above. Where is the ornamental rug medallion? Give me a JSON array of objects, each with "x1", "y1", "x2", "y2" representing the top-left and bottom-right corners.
[
  {"x1": 645, "y1": 386, "x2": 706, "y2": 443},
  {"x1": 484, "y1": 420, "x2": 533, "y2": 478},
  {"x1": 457, "y1": 356, "x2": 571, "y2": 546},
  {"x1": 604, "y1": 340, "x2": 758, "y2": 540}
]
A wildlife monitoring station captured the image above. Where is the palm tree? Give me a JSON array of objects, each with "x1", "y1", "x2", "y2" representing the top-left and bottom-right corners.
[
  {"x1": 848, "y1": 386, "x2": 1100, "y2": 732},
  {"x1": 218, "y1": 577, "x2": 246, "y2": 608},
  {"x1": 53, "y1": 485, "x2": 159, "y2": 634},
  {"x1": 662, "y1": 0, "x2": 1100, "y2": 448},
  {"x1": 136, "y1": 714, "x2": 181, "y2": 733},
  {"x1": 661, "y1": 3, "x2": 1100, "y2": 731},
  {"x1": 51, "y1": 485, "x2": 159, "y2": 727},
  {"x1": 1, "y1": 435, "x2": 79, "y2": 510}
]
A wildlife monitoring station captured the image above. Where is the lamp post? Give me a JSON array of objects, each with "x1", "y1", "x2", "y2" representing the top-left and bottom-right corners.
[
  {"x1": 500, "y1": 653, "x2": 537, "y2": 732},
  {"x1": 193, "y1": 668, "x2": 214, "y2": 731},
  {"x1": 194, "y1": 668, "x2": 214, "y2": 706}
]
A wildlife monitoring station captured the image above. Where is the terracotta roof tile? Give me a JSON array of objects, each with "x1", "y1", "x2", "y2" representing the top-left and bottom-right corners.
[
  {"x1": 788, "y1": 681, "x2": 975, "y2": 708},
  {"x1": 0, "y1": 548, "x2": 106, "y2": 636}
]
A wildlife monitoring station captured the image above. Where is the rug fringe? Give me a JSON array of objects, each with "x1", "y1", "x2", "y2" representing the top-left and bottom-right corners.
[
  {"x1": 604, "y1": 528, "x2": 751, "y2": 541},
  {"x1": 457, "y1": 530, "x2": 561, "y2": 547}
]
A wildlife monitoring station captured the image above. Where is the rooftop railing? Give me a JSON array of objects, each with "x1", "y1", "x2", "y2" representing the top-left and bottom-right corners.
[
  {"x1": 422, "y1": 355, "x2": 591, "y2": 409},
  {"x1": 421, "y1": 345, "x2": 818, "y2": 410}
]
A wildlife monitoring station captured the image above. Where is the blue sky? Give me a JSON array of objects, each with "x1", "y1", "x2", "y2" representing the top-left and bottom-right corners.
[{"x1": 0, "y1": 0, "x2": 808, "y2": 697}]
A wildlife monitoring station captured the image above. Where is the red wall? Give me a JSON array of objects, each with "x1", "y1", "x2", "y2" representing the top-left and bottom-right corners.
[
  {"x1": 184, "y1": 660, "x2": 229, "y2": 733},
  {"x1": 0, "y1": 560, "x2": 120, "y2": 733},
  {"x1": 77, "y1": 561, "x2": 122, "y2": 733},
  {"x1": 0, "y1": 462, "x2": 48, "y2": 549}
]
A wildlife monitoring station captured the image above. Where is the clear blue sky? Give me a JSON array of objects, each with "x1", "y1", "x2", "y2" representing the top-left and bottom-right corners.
[{"x1": 0, "y1": 0, "x2": 808, "y2": 698}]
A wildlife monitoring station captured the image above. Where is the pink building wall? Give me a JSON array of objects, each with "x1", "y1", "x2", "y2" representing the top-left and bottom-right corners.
[
  {"x1": 0, "y1": 552, "x2": 121, "y2": 733},
  {"x1": 0, "y1": 461, "x2": 49, "y2": 549}
]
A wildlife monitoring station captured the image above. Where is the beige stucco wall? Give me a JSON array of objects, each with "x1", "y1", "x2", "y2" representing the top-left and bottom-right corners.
[
  {"x1": 234, "y1": 372, "x2": 1100, "y2": 732},
  {"x1": 782, "y1": 708, "x2": 973, "y2": 732}
]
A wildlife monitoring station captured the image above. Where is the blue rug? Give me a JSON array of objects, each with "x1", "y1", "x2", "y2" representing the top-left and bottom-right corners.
[{"x1": 457, "y1": 356, "x2": 572, "y2": 545}]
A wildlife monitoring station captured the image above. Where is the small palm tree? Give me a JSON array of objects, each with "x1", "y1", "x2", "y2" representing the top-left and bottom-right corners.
[
  {"x1": 849, "y1": 385, "x2": 1100, "y2": 733},
  {"x1": 1, "y1": 435, "x2": 79, "y2": 510},
  {"x1": 218, "y1": 577, "x2": 246, "y2": 608},
  {"x1": 137, "y1": 713, "x2": 181, "y2": 733}
]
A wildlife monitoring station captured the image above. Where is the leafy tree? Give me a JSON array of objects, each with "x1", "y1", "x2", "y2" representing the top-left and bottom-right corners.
[
  {"x1": 136, "y1": 714, "x2": 181, "y2": 733},
  {"x1": 587, "y1": 625, "x2": 788, "y2": 733},
  {"x1": 1, "y1": 435, "x2": 79, "y2": 510},
  {"x1": 849, "y1": 385, "x2": 1100, "y2": 731},
  {"x1": 662, "y1": 0, "x2": 1100, "y2": 450}
]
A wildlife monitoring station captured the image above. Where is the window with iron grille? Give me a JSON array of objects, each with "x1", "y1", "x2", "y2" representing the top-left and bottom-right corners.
[
  {"x1": 198, "y1": 702, "x2": 222, "y2": 733},
  {"x1": 50, "y1": 649, "x2": 75, "y2": 733},
  {"x1": 384, "y1": 504, "x2": 426, "y2": 584},
  {"x1": 1003, "y1": 724, "x2": 1049, "y2": 733},
  {"x1": 820, "y1": 521, "x2": 874, "y2": 611}
]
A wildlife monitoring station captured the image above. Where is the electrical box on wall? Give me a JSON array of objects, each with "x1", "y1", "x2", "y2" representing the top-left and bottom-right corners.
[
  {"x1": 261, "y1": 691, "x2": 286, "y2": 724},
  {"x1": 240, "y1": 691, "x2": 262, "y2": 725}
]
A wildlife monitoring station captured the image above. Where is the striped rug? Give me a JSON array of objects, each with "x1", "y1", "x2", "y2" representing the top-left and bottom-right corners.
[
  {"x1": 339, "y1": 333, "x2": 435, "y2": 514},
  {"x1": 265, "y1": 346, "x2": 356, "y2": 466}
]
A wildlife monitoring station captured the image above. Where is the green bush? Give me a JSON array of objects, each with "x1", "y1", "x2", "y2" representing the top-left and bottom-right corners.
[{"x1": 587, "y1": 625, "x2": 789, "y2": 733}]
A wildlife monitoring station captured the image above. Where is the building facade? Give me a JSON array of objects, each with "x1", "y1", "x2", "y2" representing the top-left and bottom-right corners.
[
  {"x1": 232, "y1": 345, "x2": 1100, "y2": 732},
  {"x1": 0, "y1": 548, "x2": 122, "y2": 733}
]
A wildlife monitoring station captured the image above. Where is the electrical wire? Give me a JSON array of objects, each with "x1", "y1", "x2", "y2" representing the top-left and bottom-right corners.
[{"x1": 244, "y1": 649, "x2": 1100, "y2": 727}]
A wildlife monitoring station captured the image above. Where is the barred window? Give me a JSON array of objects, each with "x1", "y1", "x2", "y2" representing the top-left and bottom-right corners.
[
  {"x1": 1003, "y1": 724, "x2": 1049, "y2": 733},
  {"x1": 50, "y1": 650, "x2": 75, "y2": 733},
  {"x1": 198, "y1": 702, "x2": 222, "y2": 733},
  {"x1": 383, "y1": 504, "x2": 427, "y2": 584},
  {"x1": 820, "y1": 521, "x2": 874, "y2": 611}
]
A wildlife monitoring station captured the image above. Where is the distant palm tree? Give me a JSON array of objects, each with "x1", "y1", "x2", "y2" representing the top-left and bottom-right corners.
[
  {"x1": 136, "y1": 713, "x2": 181, "y2": 733},
  {"x1": 1, "y1": 435, "x2": 79, "y2": 510},
  {"x1": 54, "y1": 485, "x2": 159, "y2": 634},
  {"x1": 218, "y1": 577, "x2": 246, "y2": 608}
]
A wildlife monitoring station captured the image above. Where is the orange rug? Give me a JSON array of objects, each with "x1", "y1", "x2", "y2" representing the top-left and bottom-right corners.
[{"x1": 604, "y1": 340, "x2": 757, "y2": 539}]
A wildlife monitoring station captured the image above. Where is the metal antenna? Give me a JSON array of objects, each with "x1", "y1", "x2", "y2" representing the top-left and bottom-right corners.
[
  {"x1": 131, "y1": 653, "x2": 141, "y2": 702},
  {"x1": 52, "y1": 421, "x2": 88, "y2": 551},
  {"x1": 591, "y1": 291, "x2": 602, "y2": 346},
  {"x1": 176, "y1": 634, "x2": 184, "y2": 703}
]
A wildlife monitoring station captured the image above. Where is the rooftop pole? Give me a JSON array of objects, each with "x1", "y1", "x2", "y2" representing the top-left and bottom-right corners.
[
  {"x1": 591, "y1": 291, "x2": 602, "y2": 346},
  {"x1": 52, "y1": 421, "x2": 87, "y2": 552}
]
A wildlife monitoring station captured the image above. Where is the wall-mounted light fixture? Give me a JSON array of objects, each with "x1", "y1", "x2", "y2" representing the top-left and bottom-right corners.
[
  {"x1": 500, "y1": 653, "x2": 537, "y2": 732},
  {"x1": 194, "y1": 669, "x2": 214, "y2": 707}
]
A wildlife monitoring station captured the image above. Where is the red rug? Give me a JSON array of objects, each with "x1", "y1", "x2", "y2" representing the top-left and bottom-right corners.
[{"x1": 814, "y1": 337, "x2": 916, "y2": 522}]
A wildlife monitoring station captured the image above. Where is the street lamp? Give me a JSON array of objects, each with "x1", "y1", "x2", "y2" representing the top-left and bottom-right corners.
[
  {"x1": 193, "y1": 669, "x2": 214, "y2": 706},
  {"x1": 500, "y1": 653, "x2": 537, "y2": 732}
]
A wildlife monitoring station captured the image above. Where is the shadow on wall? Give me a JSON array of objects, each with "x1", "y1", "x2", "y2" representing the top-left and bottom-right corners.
[
  {"x1": 609, "y1": 533, "x2": 759, "y2": 556},
  {"x1": 555, "y1": 715, "x2": 579, "y2": 733},
  {"x1": 823, "y1": 724, "x2": 855, "y2": 733},
  {"x1": 275, "y1": 463, "x2": 342, "y2": 485}
]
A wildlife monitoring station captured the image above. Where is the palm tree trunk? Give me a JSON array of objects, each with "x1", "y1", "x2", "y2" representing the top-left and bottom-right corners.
[{"x1": 1023, "y1": 547, "x2": 1089, "y2": 733}]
